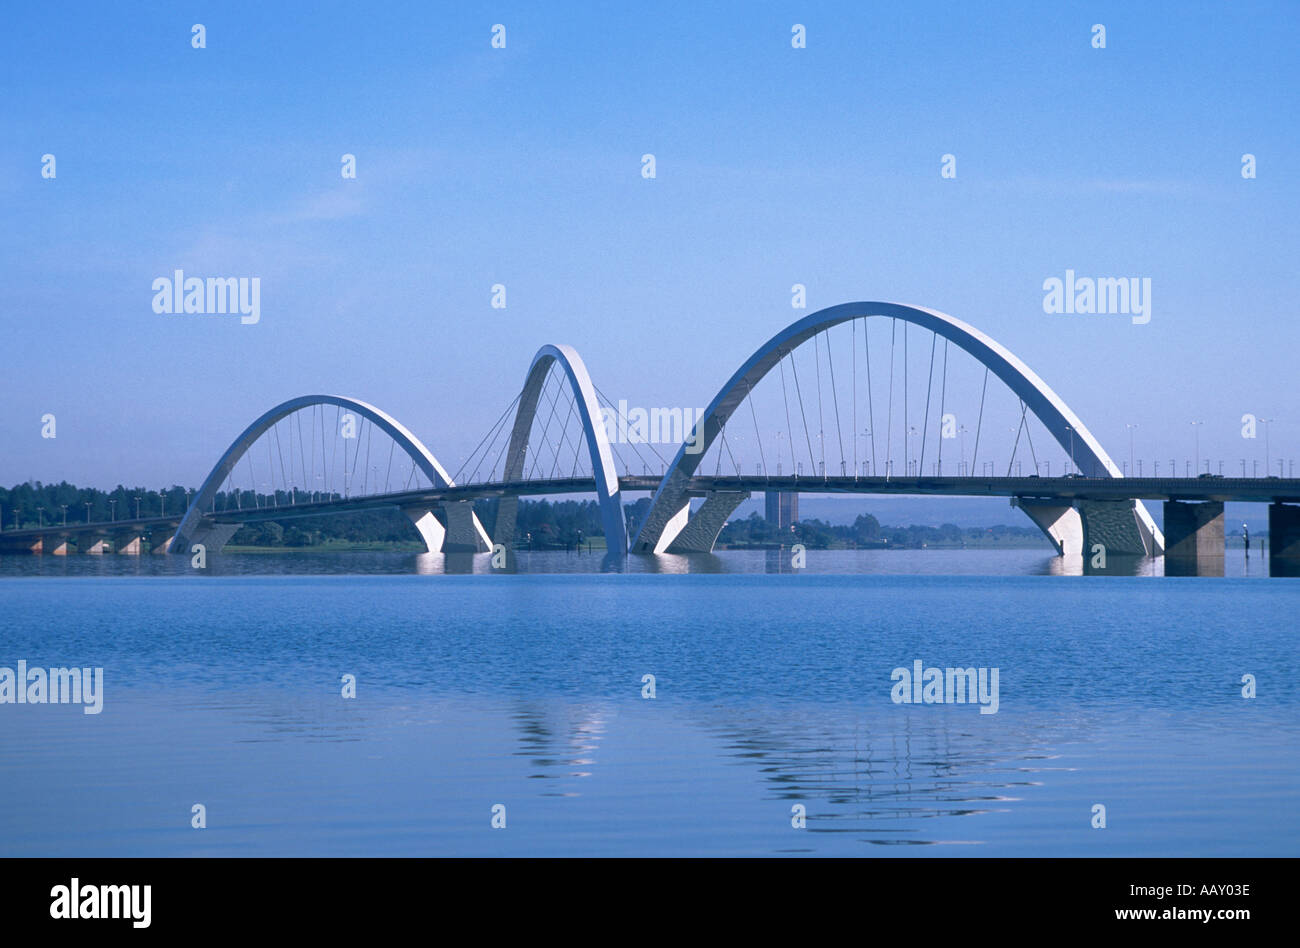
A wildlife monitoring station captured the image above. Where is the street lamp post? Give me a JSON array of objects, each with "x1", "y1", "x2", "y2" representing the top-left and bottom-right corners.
[
  {"x1": 134, "y1": 496, "x2": 141, "y2": 519},
  {"x1": 1126, "y1": 423, "x2": 1138, "y2": 476},
  {"x1": 109, "y1": 499, "x2": 116, "y2": 522},
  {"x1": 1190, "y1": 421, "x2": 1203, "y2": 475}
]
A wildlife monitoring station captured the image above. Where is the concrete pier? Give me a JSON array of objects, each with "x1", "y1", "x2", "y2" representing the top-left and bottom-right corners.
[
  {"x1": 1011, "y1": 499, "x2": 1082, "y2": 556},
  {"x1": 403, "y1": 507, "x2": 447, "y2": 553},
  {"x1": 666, "y1": 491, "x2": 750, "y2": 553},
  {"x1": 40, "y1": 534, "x2": 73, "y2": 555},
  {"x1": 113, "y1": 533, "x2": 144, "y2": 555},
  {"x1": 440, "y1": 501, "x2": 491, "y2": 553},
  {"x1": 78, "y1": 533, "x2": 111, "y2": 554},
  {"x1": 0, "y1": 535, "x2": 42, "y2": 554},
  {"x1": 1163, "y1": 501, "x2": 1224, "y2": 576},
  {"x1": 150, "y1": 527, "x2": 175, "y2": 554},
  {"x1": 1077, "y1": 499, "x2": 1157, "y2": 557},
  {"x1": 403, "y1": 503, "x2": 492, "y2": 554},
  {"x1": 1268, "y1": 503, "x2": 1300, "y2": 576}
]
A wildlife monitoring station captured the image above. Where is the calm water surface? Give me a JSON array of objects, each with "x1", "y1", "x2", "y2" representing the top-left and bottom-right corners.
[{"x1": 0, "y1": 549, "x2": 1296, "y2": 856}]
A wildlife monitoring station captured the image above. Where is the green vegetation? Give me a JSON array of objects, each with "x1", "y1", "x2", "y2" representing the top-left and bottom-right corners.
[
  {"x1": 2, "y1": 481, "x2": 1047, "y2": 551},
  {"x1": 0, "y1": 481, "x2": 191, "y2": 529},
  {"x1": 716, "y1": 511, "x2": 1049, "y2": 550}
]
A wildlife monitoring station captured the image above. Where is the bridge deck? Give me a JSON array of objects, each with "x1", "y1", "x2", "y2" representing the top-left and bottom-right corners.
[{"x1": 7, "y1": 476, "x2": 1299, "y2": 538}]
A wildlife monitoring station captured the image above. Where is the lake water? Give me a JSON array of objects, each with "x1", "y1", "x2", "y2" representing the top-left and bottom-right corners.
[{"x1": 1, "y1": 549, "x2": 1296, "y2": 856}]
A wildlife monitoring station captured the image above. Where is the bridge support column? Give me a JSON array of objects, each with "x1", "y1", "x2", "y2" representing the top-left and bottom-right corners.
[
  {"x1": 404, "y1": 504, "x2": 491, "y2": 554},
  {"x1": 40, "y1": 535, "x2": 72, "y2": 556},
  {"x1": 666, "y1": 491, "x2": 750, "y2": 553},
  {"x1": 114, "y1": 533, "x2": 144, "y2": 555},
  {"x1": 1163, "y1": 501, "x2": 1224, "y2": 576},
  {"x1": 404, "y1": 507, "x2": 447, "y2": 553},
  {"x1": 77, "y1": 533, "x2": 110, "y2": 554},
  {"x1": 441, "y1": 501, "x2": 491, "y2": 553},
  {"x1": 1269, "y1": 502, "x2": 1300, "y2": 567},
  {"x1": 1010, "y1": 499, "x2": 1082, "y2": 556},
  {"x1": 179, "y1": 523, "x2": 240, "y2": 555},
  {"x1": 492, "y1": 499, "x2": 518, "y2": 551},
  {"x1": 150, "y1": 527, "x2": 176, "y2": 554},
  {"x1": 0, "y1": 535, "x2": 42, "y2": 554},
  {"x1": 1077, "y1": 499, "x2": 1158, "y2": 557}
]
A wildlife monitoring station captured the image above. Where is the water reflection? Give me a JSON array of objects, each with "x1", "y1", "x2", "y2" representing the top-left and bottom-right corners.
[
  {"x1": 691, "y1": 706, "x2": 1078, "y2": 848},
  {"x1": 0, "y1": 547, "x2": 1290, "y2": 577},
  {"x1": 1165, "y1": 556, "x2": 1225, "y2": 578},
  {"x1": 192, "y1": 692, "x2": 369, "y2": 744},
  {"x1": 635, "y1": 552, "x2": 726, "y2": 574},
  {"x1": 412, "y1": 552, "x2": 490, "y2": 575},
  {"x1": 510, "y1": 701, "x2": 608, "y2": 796}
]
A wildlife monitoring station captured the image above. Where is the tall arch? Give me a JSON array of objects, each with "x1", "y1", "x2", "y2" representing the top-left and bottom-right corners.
[
  {"x1": 171, "y1": 394, "x2": 490, "y2": 554},
  {"x1": 630, "y1": 301, "x2": 1163, "y2": 555},
  {"x1": 493, "y1": 344, "x2": 627, "y2": 554}
]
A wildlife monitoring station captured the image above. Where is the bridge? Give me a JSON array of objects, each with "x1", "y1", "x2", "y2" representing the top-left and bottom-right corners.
[{"x1": 7, "y1": 301, "x2": 1299, "y2": 570}]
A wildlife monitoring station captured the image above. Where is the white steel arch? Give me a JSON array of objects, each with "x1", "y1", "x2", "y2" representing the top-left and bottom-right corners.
[
  {"x1": 493, "y1": 344, "x2": 627, "y2": 554},
  {"x1": 171, "y1": 394, "x2": 491, "y2": 554},
  {"x1": 630, "y1": 301, "x2": 1164, "y2": 555}
]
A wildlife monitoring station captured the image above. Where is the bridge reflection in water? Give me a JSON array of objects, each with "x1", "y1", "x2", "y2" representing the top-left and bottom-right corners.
[
  {"x1": 502, "y1": 696, "x2": 1094, "y2": 850},
  {"x1": 0, "y1": 547, "x2": 1287, "y2": 577}
]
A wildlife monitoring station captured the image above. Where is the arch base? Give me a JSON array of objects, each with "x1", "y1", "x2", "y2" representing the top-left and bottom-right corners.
[{"x1": 666, "y1": 491, "x2": 750, "y2": 553}]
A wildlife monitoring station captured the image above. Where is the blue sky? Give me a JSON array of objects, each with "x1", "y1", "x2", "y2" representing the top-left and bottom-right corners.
[{"x1": 2, "y1": 1, "x2": 1297, "y2": 489}]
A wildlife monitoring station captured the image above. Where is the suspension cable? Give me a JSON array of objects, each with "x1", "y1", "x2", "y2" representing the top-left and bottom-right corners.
[
  {"x1": 457, "y1": 390, "x2": 524, "y2": 484},
  {"x1": 813, "y1": 333, "x2": 826, "y2": 473},
  {"x1": 919, "y1": 331, "x2": 936, "y2": 476},
  {"x1": 886, "y1": 319, "x2": 895, "y2": 476},
  {"x1": 970, "y1": 366, "x2": 989, "y2": 476},
  {"x1": 826, "y1": 326, "x2": 845, "y2": 473},
  {"x1": 746, "y1": 380, "x2": 767, "y2": 478},
  {"x1": 864, "y1": 317, "x2": 876, "y2": 475},
  {"x1": 789, "y1": 351, "x2": 816, "y2": 474},
  {"x1": 936, "y1": 339, "x2": 949, "y2": 475},
  {"x1": 525, "y1": 371, "x2": 566, "y2": 481},
  {"x1": 852, "y1": 319, "x2": 858, "y2": 474},
  {"x1": 903, "y1": 321, "x2": 909, "y2": 474},
  {"x1": 1022, "y1": 401, "x2": 1040, "y2": 472},
  {"x1": 778, "y1": 357, "x2": 795, "y2": 474}
]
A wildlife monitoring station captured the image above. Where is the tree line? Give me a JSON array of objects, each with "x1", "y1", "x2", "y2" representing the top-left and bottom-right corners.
[{"x1": 2, "y1": 481, "x2": 1045, "y2": 550}]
